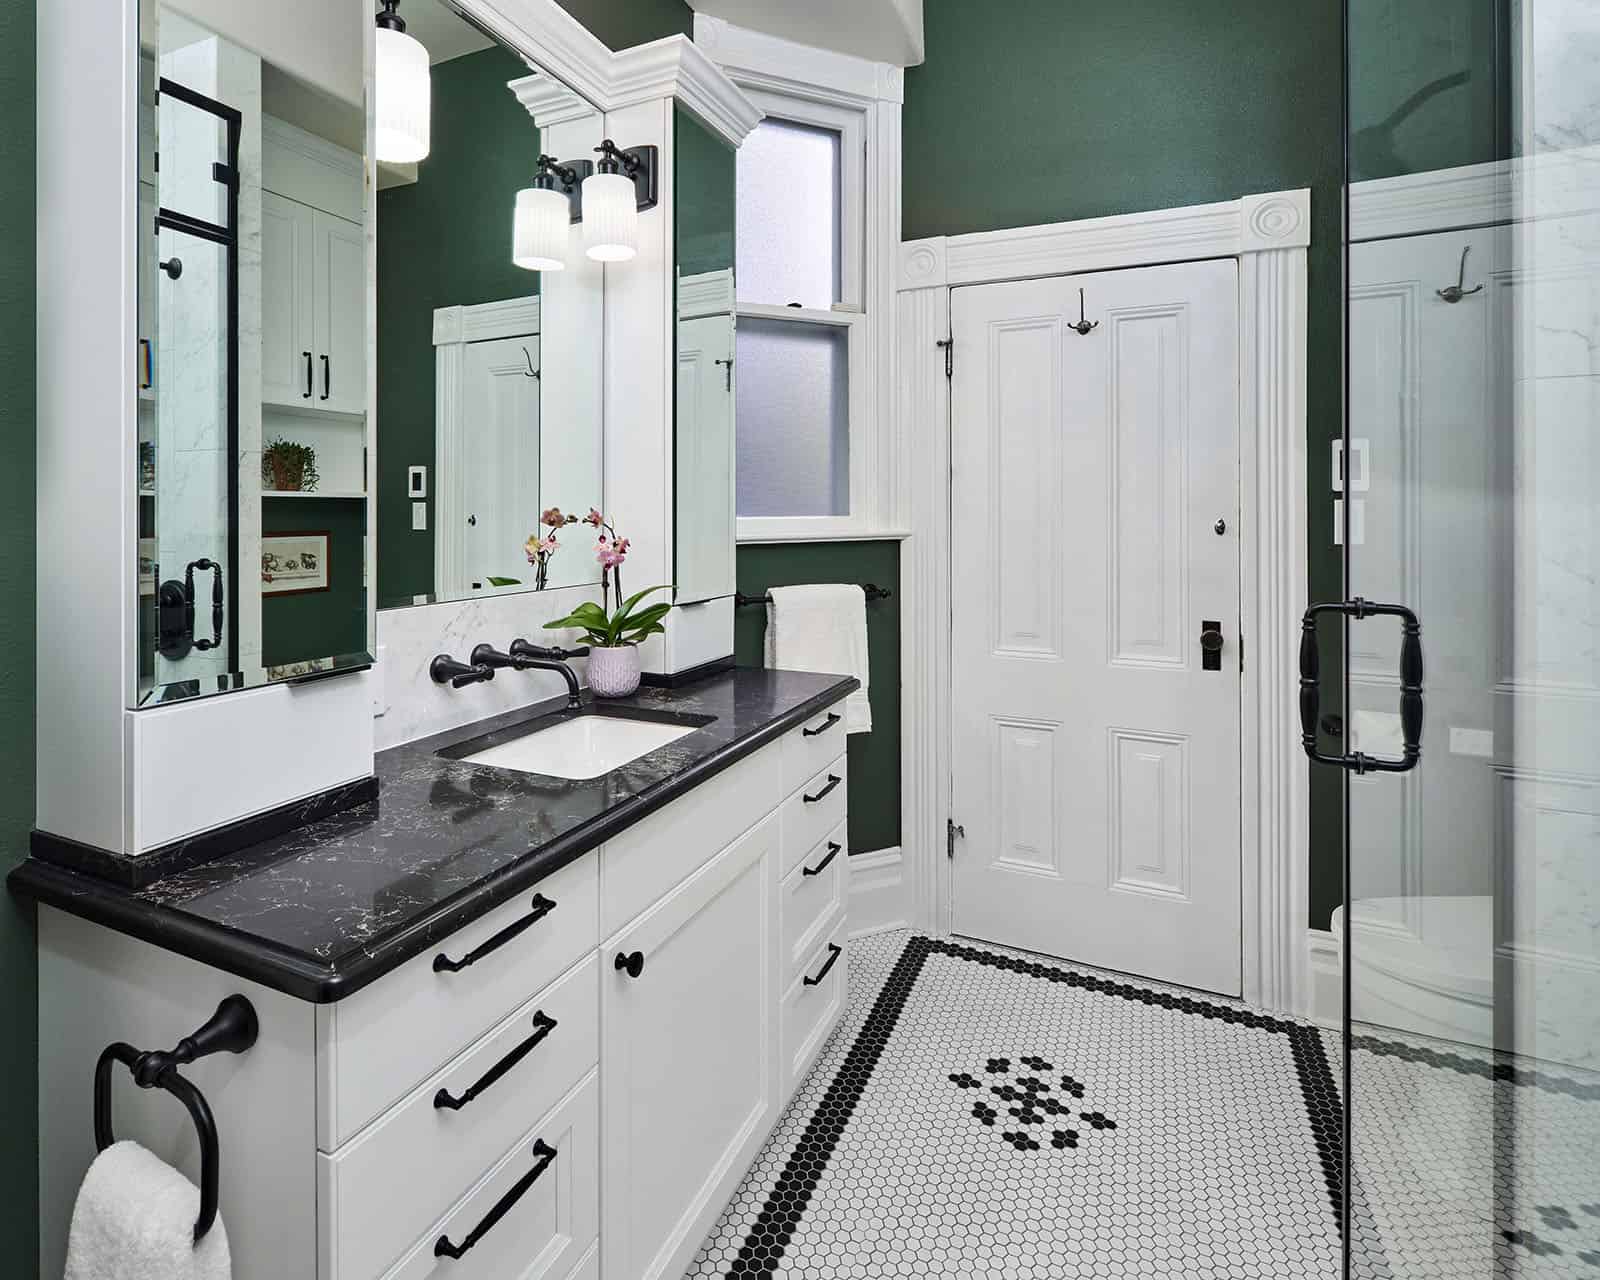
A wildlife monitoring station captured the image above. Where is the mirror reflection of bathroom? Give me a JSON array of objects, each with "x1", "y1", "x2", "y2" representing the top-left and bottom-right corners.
[
  {"x1": 374, "y1": 0, "x2": 605, "y2": 610},
  {"x1": 136, "y1": 2, "x2": 372, "y2": 706}
]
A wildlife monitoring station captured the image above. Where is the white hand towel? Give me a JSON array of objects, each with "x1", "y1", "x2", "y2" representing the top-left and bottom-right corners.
[
  {"x1": 65, "y1": 1141, "x2": 232, "y2": 1280},
  {"x1": 764, "y1": 584, "x2": 872, "y2": 734}
]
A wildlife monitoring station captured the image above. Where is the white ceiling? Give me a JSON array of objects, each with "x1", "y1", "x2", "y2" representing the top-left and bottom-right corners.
[
  {"x1": 686, "y1": 0, "x2": 924, "y2": 66},
  {"x1": 400, "y1": 0, "x2": 498, "y2": 66}
]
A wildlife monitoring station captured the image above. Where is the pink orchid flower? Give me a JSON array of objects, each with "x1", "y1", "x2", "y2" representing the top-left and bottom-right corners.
[{"x1": 583, "y1": 508, "x2": 604, "y2": 528}]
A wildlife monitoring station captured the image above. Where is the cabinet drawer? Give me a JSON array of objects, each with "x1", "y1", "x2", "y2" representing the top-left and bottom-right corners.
[
  {"x1": 780, "y1": 757, "x2": 848, "y2": 877},
  {"x1": 377, "y1": 1071, "x2": 599, "y2": 1280},
  {"x1": 782, "y1": 920, "x2": 847, "y2": 1096},
  {"x1": 781, "y1": 701, "x2": 851, "y2": 794},
  {"x1": 780, "y1": 821, "x2": 846, "y2": 987},
  {"x1": 320, "y1": 955, "x2": 598, "y2": 1280},
  {"x1": 601, "y1": 742, "x2": 781, "y2": 937},
  {"x1": 319, "y1": 854, "x2": 598, "y2": 1149}
]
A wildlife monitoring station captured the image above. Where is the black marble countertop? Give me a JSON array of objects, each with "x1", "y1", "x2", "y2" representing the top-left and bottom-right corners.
[{"x1": 10, "y1": 668, "x2": 857, "y2": 1003}]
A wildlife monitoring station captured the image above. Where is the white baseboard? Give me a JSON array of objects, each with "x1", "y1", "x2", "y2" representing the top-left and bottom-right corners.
[
  {"x1": 849, "y1": 846, "x2": 910, "y2": 938},
  {"x1": 1306, "y1": 927, "x2": 1342, "y2": 1030}
]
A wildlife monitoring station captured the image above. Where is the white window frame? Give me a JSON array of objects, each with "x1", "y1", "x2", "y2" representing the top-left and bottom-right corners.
[{"x1": 696, "y1": 15, "x2": 908, "y2": 544}]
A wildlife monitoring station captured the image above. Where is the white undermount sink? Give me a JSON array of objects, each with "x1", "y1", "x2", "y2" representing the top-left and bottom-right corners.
[{"x1": 455, "y1": 713, "x2": 699, "y2": 780}]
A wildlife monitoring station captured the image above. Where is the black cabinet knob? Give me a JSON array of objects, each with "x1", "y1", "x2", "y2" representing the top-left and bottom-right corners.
[{"x1": 614, "y1": 950, "x2": 645, "y2": 979}]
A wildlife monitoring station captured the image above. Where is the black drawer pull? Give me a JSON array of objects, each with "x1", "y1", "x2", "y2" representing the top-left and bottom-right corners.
[
  {"x1": 434, "y1": 1139, "x2": 557, "y2": 1260},
  {"x1": 802, "y1": 713, "x2": 841, "y2": 738},
  {"x1": 302, "y1": 351, "x2": 313, "y2": 398},
  {"x1": 803, "y1": 942, "x2": 843, "y2": 987},
  {"x1": 433, "y1": 894, "x2": 556, "y2": 974},
  {"x1": 802, "y1": 842, "x2": 843, "y2": 877},
  {"x1": 320, "y1": 354, "x2": 330, "y2": 401},
  {"x1": 803, "y1": 774, "x2": 842, "y2": 804},
  {"x1": 433, "y1": 1011, "x2": 557, "y2": 1112},
  {"x1": 614, "y1": 950, "x2": 645, "y2": 979}
]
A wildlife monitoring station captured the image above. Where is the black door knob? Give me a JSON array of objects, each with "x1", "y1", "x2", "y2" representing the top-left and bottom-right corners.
[
  {"x1": 614, "y1": 951, "x2": 644, "y2": 979},
  {"x1": 1200, "y1": 620, "x2": 1224, "y2": 671}
]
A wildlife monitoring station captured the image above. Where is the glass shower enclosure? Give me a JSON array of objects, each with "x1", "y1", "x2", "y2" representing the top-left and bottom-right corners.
[{"x1": 1331, "y1": 2, "x2": 1600, "y2": 1274}]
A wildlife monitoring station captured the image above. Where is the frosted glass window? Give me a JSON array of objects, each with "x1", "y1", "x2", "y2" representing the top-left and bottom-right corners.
[
  {"x1": 737, "y1": 119, "x2": 842, "y2": 308},
  {"x1": 736, "y1": 318, "x2": 849, "y2": 517}
]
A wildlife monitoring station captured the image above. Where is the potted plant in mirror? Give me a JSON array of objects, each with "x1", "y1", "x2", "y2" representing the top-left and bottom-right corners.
[
  {"x1": 262, "y1": 438, "x2": 319, "y2": 493},
  {"x1": 542, "y1": 508, "x2": 671, "y2": 697}
]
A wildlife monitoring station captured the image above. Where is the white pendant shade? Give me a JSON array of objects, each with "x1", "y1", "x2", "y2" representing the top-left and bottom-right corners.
[
  {"x1": 513, "y1": 187, "x2": 570, "y2": 272},
  {"x1": 582, "y1": 171, "x2": 639, "y2": 262},
  {"x1": 375, "y1": 27, "x2": 431, "y2": 164}
]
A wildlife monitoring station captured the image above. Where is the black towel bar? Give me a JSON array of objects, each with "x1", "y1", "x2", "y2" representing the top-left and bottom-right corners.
[
  {"x1": 93, "y1": 994, "x2": 260, "y2": 1243},
  {"x1": 735, "y1": 584, "x2": 892, "y2": 608}
]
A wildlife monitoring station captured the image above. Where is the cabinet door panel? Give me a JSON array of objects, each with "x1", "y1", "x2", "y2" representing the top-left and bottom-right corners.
[
  {"x1": 601, "y1": 817, "x2": 778, "y2": 1280},
  {"x1": 261, "y1": 191, "x2": 315, "y2": 409},
  {"x1": 315, "y1": 211, "x2": 367, "y2": 416}
]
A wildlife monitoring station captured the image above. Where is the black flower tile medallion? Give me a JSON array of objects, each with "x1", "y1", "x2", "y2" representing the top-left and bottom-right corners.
[{"x1": 687, "y1": 931, "x2": 1346, "y2": 1280}]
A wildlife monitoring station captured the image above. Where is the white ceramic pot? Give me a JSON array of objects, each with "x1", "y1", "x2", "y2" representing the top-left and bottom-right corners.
[{"x1": 586, "y1": 643, "x2": 641, "y2": 698}]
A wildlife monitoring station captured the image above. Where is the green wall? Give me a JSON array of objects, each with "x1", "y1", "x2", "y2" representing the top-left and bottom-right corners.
[
  {"x1": 735, "y1": 544, "x2": 902, "y2": 854},
  {"x1": 904, "y1": 0, "x2": 1347, "y2": 927},
  {"x1": 376, "y1": 44, "x2": 543, "y2": 603},
  {"x1": 0, "y1": 0, "x2": 37, "y2": 1270},
  {"x1": 262, "y1": 498, "x2": 369, "y2": 668},
  {"x1": 558, "y1": 0, "x2": 690, "y2": 50}
]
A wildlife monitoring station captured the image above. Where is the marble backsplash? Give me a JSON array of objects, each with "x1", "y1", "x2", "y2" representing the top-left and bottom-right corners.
[{"x1": 374, "y1": 585, "x2": 600, "y2": 750}]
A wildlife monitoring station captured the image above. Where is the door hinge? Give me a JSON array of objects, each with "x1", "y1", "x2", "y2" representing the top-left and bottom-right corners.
[
  {"x1": 936, "y1": 337, "x2": 953, "y2": 379},
  {"x1": 1239, "y1": 632, "x2": 1245, "y2": 673},
  {"x1": 947, "y1": 818, "x2": 964, "y2": 858}
]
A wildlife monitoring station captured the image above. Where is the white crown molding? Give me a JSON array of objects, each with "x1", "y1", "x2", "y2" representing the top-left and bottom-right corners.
[
  {"x1": 609, "y1": 36, "x2": 763, "y2": 145},
  {"x1": 507, "y1": 71, "x2": 596, "y2": 128},
  {"x1": 455, "y1": 0, "x2": 759, "y2": 146},
  {"x1": 432, "y1": 296, "x2": 541, "y2": 346},
  {"x1": 898, "y1": 189, "x2": 1311, "y2": 291},
  {"x1": 1350, "y1": 143, "x2": 1600, "y2": 241},
  {"x1": 693, "y1": 14, "x2": 903, "y2": 106}
]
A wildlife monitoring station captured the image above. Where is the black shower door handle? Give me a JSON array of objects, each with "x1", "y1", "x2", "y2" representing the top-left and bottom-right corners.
[{"x1": 1299, "y1": 598, "x2": 1422, "y2": 774}]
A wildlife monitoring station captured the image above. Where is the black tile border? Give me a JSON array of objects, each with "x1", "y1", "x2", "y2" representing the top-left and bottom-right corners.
[
  {"x1": 1351, "y1": 1033, "x2": 1600, "y2": 1101},
  {"x1": 724, "y1": 935, "x2": 1345, "y2": 1279}
]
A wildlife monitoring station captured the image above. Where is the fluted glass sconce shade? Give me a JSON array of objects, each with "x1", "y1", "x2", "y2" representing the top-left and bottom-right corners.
[
  {"x1": 582, "y1": 172, "x2": 639, "y2": 263},
  {"x1": 375, "y1": 5, "x2": 430, "y2": 164},
  {"x1": 513, "y1": 186, "x2": 570, "y2": 272}
]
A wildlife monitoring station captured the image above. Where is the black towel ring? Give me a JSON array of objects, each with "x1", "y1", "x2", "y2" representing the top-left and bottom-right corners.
[{"x1": 92, "y1": 995, "x2": 259, "y2": 1243}]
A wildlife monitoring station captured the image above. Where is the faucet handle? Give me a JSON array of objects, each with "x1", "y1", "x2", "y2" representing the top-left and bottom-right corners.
[
  {"x1": 511, "y1": 638, "x2": 590, "y2": 661},
  {"x1": 430, "y1": 654, "x2": 496, "y2": 689}
]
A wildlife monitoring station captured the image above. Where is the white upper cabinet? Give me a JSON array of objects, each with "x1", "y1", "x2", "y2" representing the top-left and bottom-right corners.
[{"x1": 261, "y1": 117, "x2": 365, "y2": 417}]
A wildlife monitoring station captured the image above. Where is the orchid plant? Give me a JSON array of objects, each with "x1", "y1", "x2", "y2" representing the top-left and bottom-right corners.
[
  {"x1": 542, "y1": 508, "x2": 672, "y2": 648},
  {"x1": 525, "y1": 507, "x2": 577, "y2": 591}
]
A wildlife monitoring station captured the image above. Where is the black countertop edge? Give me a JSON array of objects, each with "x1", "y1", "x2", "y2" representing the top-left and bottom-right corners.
[
  {"x1": 10, "y1": 676, "x2": 859, "y2": 1004},
  {"x1": 30, "y1": 775, "x2": 381, "y2": 889}
]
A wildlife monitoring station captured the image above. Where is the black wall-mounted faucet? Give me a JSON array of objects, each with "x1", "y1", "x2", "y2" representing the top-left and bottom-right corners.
[
  {"x1": 429, "y1": 654, "x2": 495, "y2": 689},
  {"x1": 505, "y1": 639, "x2": 590, "y2": 711}
]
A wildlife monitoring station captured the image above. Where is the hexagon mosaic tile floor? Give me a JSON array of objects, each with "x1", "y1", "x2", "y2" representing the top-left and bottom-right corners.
[{"x1": 684, "y1": 930, "x2": 1344, "y2": 1279}]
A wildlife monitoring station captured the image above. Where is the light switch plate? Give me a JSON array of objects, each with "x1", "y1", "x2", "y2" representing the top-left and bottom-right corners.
[
  {"x1": 412, "y1": 501, "x2": 427, "y2": 531},
  {"x1": 408, "y1": 465, "x2": 427, "y2": 498},
  {"x1": 1334, "y1": 498, "x2": 1365, "y2": 546},
  {"x1": 1332, "y1": 439, "x2": 1370, "y2": 493}
]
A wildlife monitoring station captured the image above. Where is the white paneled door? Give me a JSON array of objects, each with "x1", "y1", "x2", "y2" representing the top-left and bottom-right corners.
[{"x1": 950, "y1": 260, "x2": 1243, "y2": 996}]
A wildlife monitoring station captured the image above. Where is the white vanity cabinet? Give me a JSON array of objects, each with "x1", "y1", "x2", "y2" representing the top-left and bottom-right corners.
[{"x1": 34, "y1": 702, "x2": 852, "y2": 1280}]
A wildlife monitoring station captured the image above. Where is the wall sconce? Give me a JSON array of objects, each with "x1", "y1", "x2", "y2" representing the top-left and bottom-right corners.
[
  {"x1": 582, "y1": 139, "x2": 658, "y2": 263},
  {"x1": 374, "y1": 0, "x2": 430, "y2": 164},
  {"x1": 513, "y1": 155, "x2": 591, "y2": 272}
]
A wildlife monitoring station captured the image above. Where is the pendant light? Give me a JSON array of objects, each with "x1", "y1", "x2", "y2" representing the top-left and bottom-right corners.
[
  {"x1": 513, "y1": 157, "x2": 578, "y2": 272},
  {"x1": 375, "y1": 1, "x2": 430, "y2": 165},
  {"x1": 583, "y1": 141, "x2": 641, "y2": 263}
]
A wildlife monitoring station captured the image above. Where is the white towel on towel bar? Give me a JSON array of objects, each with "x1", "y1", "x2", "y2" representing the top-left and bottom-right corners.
[
  {"x1": 65, "y1": 1141, "x2": 232, "y2": 1280},
  {"x1": 764, "y1": 584, "x2": 872, "y2": 734}
]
